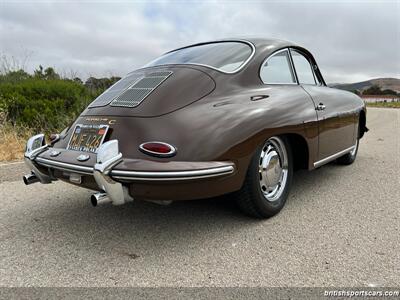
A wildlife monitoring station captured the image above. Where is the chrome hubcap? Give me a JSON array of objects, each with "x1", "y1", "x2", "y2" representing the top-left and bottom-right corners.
[{"x1": 259, "y1": 137, "x2": 288, "y2": 202}]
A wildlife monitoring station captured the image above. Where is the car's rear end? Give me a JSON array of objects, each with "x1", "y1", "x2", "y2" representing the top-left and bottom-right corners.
[
  {"x1": 23, "y1": 40, "x2": 259, "y2": 205},
  {"x1": 23, "y1": 66, "x2": 239, "y2": 204}
]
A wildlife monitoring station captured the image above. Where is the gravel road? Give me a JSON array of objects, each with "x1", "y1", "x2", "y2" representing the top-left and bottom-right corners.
[{"x1": 0, "y1": 107, "x2": 399, "y2": 287}]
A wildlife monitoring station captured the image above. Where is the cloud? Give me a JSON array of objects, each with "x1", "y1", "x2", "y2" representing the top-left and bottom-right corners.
[{"x1": 0, "y1": 0, "x2": 399, "y2": 83}]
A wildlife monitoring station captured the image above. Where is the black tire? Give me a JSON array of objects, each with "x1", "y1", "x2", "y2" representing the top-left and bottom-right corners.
[
  {"x1": 336, "y1": 125, "x2": 360, "y2": 165},
  {"x1": 234, "y1": 136, "x2": 293, "y2": 218}
]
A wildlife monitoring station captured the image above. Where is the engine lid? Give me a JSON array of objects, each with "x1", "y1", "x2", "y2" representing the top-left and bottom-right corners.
[{"x1": 82, "y1": 66, "x2": 215, "y2": 117}]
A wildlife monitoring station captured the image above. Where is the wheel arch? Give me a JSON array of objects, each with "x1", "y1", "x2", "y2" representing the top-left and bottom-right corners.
[
  {"x1": 283, "y1": 133, "x2": 310, "y2": 171},
  {"x1": 359, "y1": 109, "x2": 367, "y2": 139},
  {"x1": 240, "y1": 132, "x2": 310, "y2": 173}
]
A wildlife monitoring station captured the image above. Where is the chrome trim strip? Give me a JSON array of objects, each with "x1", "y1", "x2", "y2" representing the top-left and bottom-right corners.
[
  {"x1": 313, "y1": 145, "x2": 356, "y2": 168},
  {"x1": 143, "y1": 39, "x2": 256, "y2": 75},
  {"x1": 35, "y1": 157, "x2": 234, "y2": 181},
  {"x1": 36, "y1": 157, "x2": 94, "y2": 175},
  {"x1": 287, "y1": 48, "x2": 299, "y2": 84},
  {"x1": 110, "y1": 165, "x2": 234, "y2": 181}
]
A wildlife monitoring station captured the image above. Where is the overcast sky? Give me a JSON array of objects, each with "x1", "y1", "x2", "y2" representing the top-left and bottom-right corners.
[{"x1": 0, "y1": 0, "x2": 399, "y2": 83}]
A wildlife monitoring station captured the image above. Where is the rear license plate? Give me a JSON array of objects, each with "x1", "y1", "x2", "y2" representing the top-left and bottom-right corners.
[{"x1": 67, "y1": 124, "x2": 109, "y2": 153}]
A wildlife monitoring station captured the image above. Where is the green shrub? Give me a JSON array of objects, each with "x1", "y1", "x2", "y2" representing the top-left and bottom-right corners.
[
  {"x1": 0, "y1": 77, "x2": 93, "y2": 132},
  {"x1": 0, "y1": 68, "x2": 118, "y2": 133}
]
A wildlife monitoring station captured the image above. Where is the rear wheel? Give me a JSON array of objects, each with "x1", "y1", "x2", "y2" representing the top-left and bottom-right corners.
[
  {"x1": 337, "y1": 125, "x2": 360, "y2": 165},
  {"x1": 234, "y1": 136, "x2": 293, "y2": 218}
]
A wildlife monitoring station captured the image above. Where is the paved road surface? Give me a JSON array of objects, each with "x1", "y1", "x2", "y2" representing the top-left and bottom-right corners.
[{"x1": 0, "y1": 108, "x2": 399, "y2": 287}]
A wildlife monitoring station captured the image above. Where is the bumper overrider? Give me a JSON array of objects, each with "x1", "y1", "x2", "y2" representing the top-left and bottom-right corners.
[{"x1": 23, "y1": 134, "x2": 235, "y2": 205}]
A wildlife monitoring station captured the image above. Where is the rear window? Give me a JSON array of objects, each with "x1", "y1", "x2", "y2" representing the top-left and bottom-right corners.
[{"x1": 144, "y1": 41, "x2": 253, "y2": 73}]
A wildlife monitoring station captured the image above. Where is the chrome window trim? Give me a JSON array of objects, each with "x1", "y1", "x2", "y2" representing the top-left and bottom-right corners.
[
  {"x1": 287, "y1": 48, "x2": 299, "y2": 84},
  {"x1": 34, "y1": 157, "x2": 234, "y2": 181},
  {"x1": 144, "y1": 40, "x2": 256, "y2": 75},
  {"x1": 313, "y1": 145, "x2": 356, "y2": 168},
  {"x1": 259, "y1": 48, "x2": 299, "y2": 85}
]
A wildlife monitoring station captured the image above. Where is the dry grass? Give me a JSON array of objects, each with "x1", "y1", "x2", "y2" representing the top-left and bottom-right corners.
[{"x1": 0, "y1": 124, "x2": 32, "y2": 162}]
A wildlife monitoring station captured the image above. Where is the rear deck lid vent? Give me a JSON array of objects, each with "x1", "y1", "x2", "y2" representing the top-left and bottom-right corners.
[
  {"x1": 88, "y1": 73, "x2": 144, "y2": 108},
  {"x1": 110, "y1": 71, "x2": 173, "y2": 108}
]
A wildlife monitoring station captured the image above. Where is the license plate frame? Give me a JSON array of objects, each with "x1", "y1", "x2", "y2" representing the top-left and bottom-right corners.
[{"x1": 67, "y1": 124, "x2": 109, "y2": 153}]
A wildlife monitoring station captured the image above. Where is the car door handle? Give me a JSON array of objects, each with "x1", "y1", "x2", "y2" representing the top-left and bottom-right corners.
[
  {"x1": 250, "y1": 95, "x2": 269, "y2": 101},
  {"x1": 315, "y1": 103, "x2": 326, "y2": 111}
]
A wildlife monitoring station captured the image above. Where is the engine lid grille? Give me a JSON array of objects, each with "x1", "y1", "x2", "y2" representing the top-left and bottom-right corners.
[
  {"x1": 110, "y1": 71, "x2": 172, "y2": 108},
  {"x1": 88, "y1": 71, "x2": 172, "y2": 108}
]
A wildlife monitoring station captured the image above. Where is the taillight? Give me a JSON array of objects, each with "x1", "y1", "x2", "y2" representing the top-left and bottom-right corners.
[{"x1": 139, "y1": 142, "x2": 177, "y2": 158}]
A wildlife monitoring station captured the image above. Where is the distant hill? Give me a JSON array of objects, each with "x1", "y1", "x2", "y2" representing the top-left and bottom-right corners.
[{"x1": 331, "y1": 78, "x2": 400, "y2": 93}]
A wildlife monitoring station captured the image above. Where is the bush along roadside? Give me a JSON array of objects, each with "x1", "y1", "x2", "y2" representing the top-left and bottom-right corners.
[
  {"x1": 0, "y1": 67, "x2": 120, "y2": 133},
  {"x1": 0, "y1": 66, "x2": 120, "y2": 161}
]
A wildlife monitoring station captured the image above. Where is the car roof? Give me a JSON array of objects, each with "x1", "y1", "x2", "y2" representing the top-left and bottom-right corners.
[
  {"x1": 151, "y1": 37, "x2": 325, "y2": 85},
  {"x1": 234, "y1": 37, "x2": 298, "y2": 49},
  {"x1": 167, "y1": 37, "x2": 299, "y2": 55}
]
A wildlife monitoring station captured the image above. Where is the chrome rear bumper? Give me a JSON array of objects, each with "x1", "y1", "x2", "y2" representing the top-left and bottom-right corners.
[
  {"x1": 35, "y1": 156, "x2": 93, "y2": 175},
  {"x1": 24, "y1": 137, "x2": 133, "y2": 205},
  {"x1": 23, "y1": 136, "x2": 235, "y2": 205},
  {"x1": 33, "y1": 156, "x2": 235, "y2": 181}
]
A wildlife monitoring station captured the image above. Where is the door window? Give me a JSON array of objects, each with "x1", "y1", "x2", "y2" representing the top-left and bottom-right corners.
[
  {"x1": 291, "y1": 50, "x2": 317, "y2": 85},
  {"x1": 260, "y1": 50, "x2": 296, "y2": 84}
]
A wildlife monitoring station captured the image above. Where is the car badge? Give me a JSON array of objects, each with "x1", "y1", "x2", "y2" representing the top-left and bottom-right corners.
[
  {"x1": 76, "y1": 154, "x2": 90, "y2": 162},
  {"x1": 49, "y1": 150, "x2": 61, "y2": 157}
]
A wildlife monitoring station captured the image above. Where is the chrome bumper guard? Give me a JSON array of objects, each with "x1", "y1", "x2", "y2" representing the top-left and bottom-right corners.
[
  {"x1": 92, "y1": 140, "x2": 133, "y2": 206},
  {"x1": 24, "y1": 134, "x2": 52, "y2": 184}
]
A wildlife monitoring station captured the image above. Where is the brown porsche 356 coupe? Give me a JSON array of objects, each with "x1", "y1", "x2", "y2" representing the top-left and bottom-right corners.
[{"x1": 24, "y1": 38, "x2": 367, "y2": 218}]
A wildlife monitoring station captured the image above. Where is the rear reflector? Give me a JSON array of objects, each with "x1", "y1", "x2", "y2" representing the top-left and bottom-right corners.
[{"x1": 139, "y1": 142, "x2": 176, "y2": 158}]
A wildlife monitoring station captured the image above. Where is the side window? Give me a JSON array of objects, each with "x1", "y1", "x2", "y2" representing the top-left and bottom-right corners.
[
  {"x1": 291, "y1": 50, "x2": 317, "y2": 85},
  {"x1": 260, "y1": 50, "x2": 296, "y2": 84}
]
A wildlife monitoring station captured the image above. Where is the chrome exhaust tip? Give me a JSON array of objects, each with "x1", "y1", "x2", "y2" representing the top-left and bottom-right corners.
[
  {"x1": 23, "y1": 173, "x2": 39, "y2": 185},
  {"x1": 90, "y1": 192, "x2": 111, "y2": 207}
]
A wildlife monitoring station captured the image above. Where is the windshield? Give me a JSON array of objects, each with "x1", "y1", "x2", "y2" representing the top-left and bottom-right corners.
[{"x1": 144, "y1": 41, "x2": 253, "y2": 73}]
